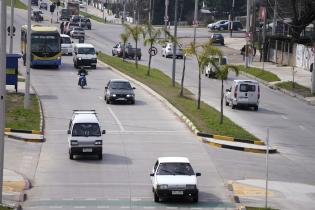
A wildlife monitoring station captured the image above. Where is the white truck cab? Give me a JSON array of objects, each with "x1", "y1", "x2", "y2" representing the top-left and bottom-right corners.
[
  {"x1": 150, "y1": 157, "x2": 201, "y2": 203},
  {"x1": 73, "y1": 43, "x2": 97, "y2": 69},
  {"x1": 67, "y1": 110, "x2": 105, "y2": 160},
  {"x1": 225, "y1": 80, "x2": 260, "y2": 111}
]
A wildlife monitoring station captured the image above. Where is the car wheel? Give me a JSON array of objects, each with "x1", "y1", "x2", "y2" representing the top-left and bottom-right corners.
[
  {"x1": 106, "y1": 98, "x2": 110, "y2": 104},
  {"x1": 138, "y1": 56, "x2": 141, "y2": 60},
  {"x1": 98, "y1": 152, "x2": 103, "y2": 160},
  {"x1": 219, "y1": 27, "x2": 223, "y2": 30},
  {"x1": 254, "y1": 105, "x2": 258, "y2": 111},
  {"x1": 193, "y1": 194, "x2": 198, "y2": 203},
  {"x1": 130, "y1": 100, "x2": 135, "y2": 105},
  {"x1": 69, "y1": 150, "x2": 74, "y2": 160},
  {"x1": 92, "y1": 65, "x2": 96, "y2": 69},
  {"x1": 154, "y1": 191, "x2": 159, "y2": 202},
  {"x1": 232, "y1": 104, "x2": 236, "y2": 109},
  {"x1": 225, "y1": 100, "x2": 229, "y2": 106},
  {"x1": 221, "y1": 42, "x2": 224, "y2": 46}
]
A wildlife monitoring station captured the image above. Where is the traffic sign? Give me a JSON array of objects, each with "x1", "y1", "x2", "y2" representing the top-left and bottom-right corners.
[
  {"x1": 7, "y1": 26, "x2": 16, "y2": 34},
  {"x1": 148, "y1": 47, "x2": 158, "y2": 56}
]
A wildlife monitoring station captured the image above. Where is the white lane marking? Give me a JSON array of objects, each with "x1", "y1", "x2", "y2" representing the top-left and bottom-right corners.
[
  {"x1": 74, "y1": 207, "x2": 86, "y2": 209},
  {"x1": 97, "y1": 207, "x2": 109, "y2": 209},
  {"x1": 190, "y1": 208, "x2": 202, "y2": 210},
  {"x1": 85, "y1": 198, "x2": 97, "y2": 200},
  {"x1": 143, "y1": 207, "x2": 155, "y2": 209},
  {"x1": 166, "y1": 207, "x2": 178, "y2": 209},
  {"x1": 120, "y1": 207, "x2": 129, "y2": 209},
  {"x1": 299, "y1": 125, "x2": 306, "y2": 130},
  {"x1": 107, "y1": 107, "x2": 125, "y2": 131},
  {"x1": 281, "y1": 115, "x2": 288, "y2": 120},
  {"x1": 131, "y1": 198, "x2": 142, "y2": 201},
  {"x1": 62, "y1": 198, "x2": 74, "y2": 200},
  {"x1": 107, "y1": 198, "x2": 119, "y2": 201},
  {"x1": 98, "y1": 96, "x2": 103, "y2": 100},
  {"x1": 49, "y1": 207, "x2": 62, "y2": 209}
]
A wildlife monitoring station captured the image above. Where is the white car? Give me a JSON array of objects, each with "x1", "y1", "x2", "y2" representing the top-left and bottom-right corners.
[
  {"x1": 225, "y1": 80, "x2": 260, "y2": 111},
  {"x1": 205, "y1": 56, "x2": 228, "y2": 78},
  {"x1": 162, "y1": 43, "x2": 184, "y2": 59},
  {"x1": 150, "y1": 157, "x2": 201, "y2": 202},
  {"x1": 67, "y1": 110, "x2": 106, "y2": 160},
  {"x1": 60, "y1": 34, "x2": 73, "y2": 55}
]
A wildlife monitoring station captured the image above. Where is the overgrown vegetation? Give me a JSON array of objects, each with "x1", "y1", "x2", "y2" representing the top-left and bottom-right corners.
[
  {"x1": 276, "y1": 81, "x2": 315, "y2": 97},
  {"x1": 0, "y1": 205, "x2": 13, "y2": 210},
  {"x1": 6, "y1": 93, "x2": 40, "y2": 130},
  {"x1": 98, "y1": 52, "x2": 257, "y2": 140},
  {"x1": 80, "y1": 11, "x2": 105, "y2": 23},
  {"x1": 237, "y1": 65, "x2": 281, "y2": 82},
  {"x1": 6, "y1": 0, "x2": 27, "y2": 10}
]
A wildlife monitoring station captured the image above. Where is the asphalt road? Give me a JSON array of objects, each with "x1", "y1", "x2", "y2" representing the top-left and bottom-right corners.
[{"x1": 5, "y1": 4, "x2": 315, "y2": 209}]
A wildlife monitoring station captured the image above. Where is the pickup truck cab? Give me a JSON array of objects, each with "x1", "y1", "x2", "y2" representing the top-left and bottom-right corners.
[
  {"x1": 150, "y1": 157, "x2": 201, "y2": 202},
  {"x1": 112, "y1": 43, "x2": 141, "y2": 60},
  {"x1": 67, "y1": 110, "x2": 105, "y2": 160}
]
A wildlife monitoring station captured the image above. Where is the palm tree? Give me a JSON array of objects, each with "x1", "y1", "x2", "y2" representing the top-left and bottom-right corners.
[
  {"x1": 185, "y1": 41, "x2": 223, "y2": 109},
  {"x1": 215, "y1": 64, "x2": 239, "y2": 124},
  {"x1": 120, "y1": 32, "x2": 129, "y2": 61},
  {"x1": 124, "y1": 24, "x2": 143, "y2": 68},
  {"x1": 143, "y1": 23, "x2": 161, "y2": 76}
]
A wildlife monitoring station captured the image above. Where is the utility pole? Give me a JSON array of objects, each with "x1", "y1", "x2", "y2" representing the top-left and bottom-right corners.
[
  {"x1": 164, "y1": 0, "x2": 169, "y2": 38},
  {"x1": 265, "y1": 128, "x2": 270, "y2": 209},
  {"x1": 122, "y1": 0, "x2": 126, "y2": 24},
  {"x1": 272, "y1": 0, "x2": 277, "y2": 35},
  {"x1": 172, "y1": 0, "x2": 178, "y2": 87},
  {"x1": 229, "y1": 0, "x2": 235, "y2": 38},
  {"x1": 10, "y1": 0, "x2": 16, "y2": 53},
  {"x1": 246, "y1": 0, "x2": 251, "y2": 33},
  {"x1": 193, "y1": 0, "x2": 199, "y2": 44},
  {"x1": 24, "y1": 0, "x2": 32, "y2": 109},
  {"x1": 148, "y1": 0, "x2": 152, "y2": 23},
  {"x1": 0, "y1": 0, "x2": 7, "y2": 203}
]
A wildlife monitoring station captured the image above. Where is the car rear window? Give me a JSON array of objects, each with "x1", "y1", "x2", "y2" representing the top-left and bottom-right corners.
[{"x1": 239, "y1": 84, "x2": 256, "y2": 92}]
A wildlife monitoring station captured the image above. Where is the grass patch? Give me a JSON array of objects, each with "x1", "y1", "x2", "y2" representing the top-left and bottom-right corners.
[
  {"x1": 0, "y1": 206, "x2": 13, "y2": 210},
  {"x1": 6, "y1": 0, "x2": 27, "y2": 10},
  {"x1": 275, "y1": 81, "x2": 315, "y2": 97},
  {"x1": 237, "y1": 65, "x2": 280, "y2": 82},
  {"x1": 5, "y1": 92, "x2": 40, "y2": 130},
  {"x1": 98, "y1": 52, "x2": 257, "y2": 140},
  {"x1": 80, "y1": 11, "x2": 105, "y2": 23},
  {"x1": 18, "y1": 77, "x2": 25, "y2": 82},
  {"x1": 247, "y1": 207, "x2": 278, "y2": 210}
]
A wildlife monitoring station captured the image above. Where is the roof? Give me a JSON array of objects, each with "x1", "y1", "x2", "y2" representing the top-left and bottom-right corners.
[
  {"x1": 72, "y1": 110, "x2": 99, "y2": 124},
  {"x1": 74, "y1": 43, "x2": 94, "y2": 48},
  {"x1": 158, "y1": 157, "x2": 190, "y2": 163},
  {"x1": 233, "y1": 80, "x2": 259, "y2": 84},
  {"x1": 60, "y1": 34, "x2": 70, "y2": 38},
  {"x1": 22, "y1": 25, "x2": 59, "y2": 33},
  {"x1": 110, "y1": 79, "x2": 130, "y2": 83}
]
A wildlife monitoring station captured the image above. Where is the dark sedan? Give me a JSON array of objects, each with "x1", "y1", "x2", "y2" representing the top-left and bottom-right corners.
[
  {"x1": 104, "y1": 79, "x2": 136, "y2": 104},
  {"x1": 210, "y1": 33, "x2": 224, "y2": 45}
]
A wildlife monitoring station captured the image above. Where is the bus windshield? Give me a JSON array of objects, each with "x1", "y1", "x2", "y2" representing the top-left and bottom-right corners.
[{"x1": 31, "y1": 34, "x2": 60, "y2": 52}]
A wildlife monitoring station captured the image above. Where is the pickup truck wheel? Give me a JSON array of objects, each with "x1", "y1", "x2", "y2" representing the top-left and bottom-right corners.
[
  {"x1": 193, "y1": 194, "x2": 198, "y2": 203},
  {"x1": 154, "y1": 191, "x2": 159, "y2": 202}
]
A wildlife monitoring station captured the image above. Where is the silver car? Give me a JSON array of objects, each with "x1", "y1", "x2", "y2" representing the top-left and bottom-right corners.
[
  {"x1": 70, "y1": 27, "x2": 85, "y2": 39},
  {"x1": 162, "y1": 43, "x2": 184, "y2": 59}
]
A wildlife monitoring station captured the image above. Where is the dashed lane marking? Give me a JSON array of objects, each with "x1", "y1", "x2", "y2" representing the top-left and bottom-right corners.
[
  {"x1": 281, "y1": 115, "x2": 288, "y2": 120},
  {"x1": 299, "y1": 125, "x2": 306, "y2": 130}
]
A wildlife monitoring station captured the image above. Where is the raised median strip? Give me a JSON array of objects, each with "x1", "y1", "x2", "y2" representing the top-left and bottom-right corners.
[
  {"x1": 197, "y1": 132, "x2": 265, "y2": 145},
  {"x1": 4, "y1": 132, "x2": 44, "y2": 143},
  {"x1": 202, "y1": 137, "x2": 277, "y2": 154},
  {"x1": 4, "y1": 128, "x2": 42, "y2": 134}
]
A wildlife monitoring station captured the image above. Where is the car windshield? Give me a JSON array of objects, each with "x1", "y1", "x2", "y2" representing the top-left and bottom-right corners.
[
  {"x1": 239, "y1": 84, "x2": 256, "y2": 92},
  {"x1": 61, "y1": 37, "x2": 71, "y2": 44},
  {"x1": 81, "y1": 19, "x2": 90, "y2": 22},
  {"x1": 109, "y1": 82, "x2": 132, "y2": 90},
  {"x1": 78, "y1": 47, "x2": 95, "y2": 54},
  {"x1": 74, "y1": 27, "x2": 84, "y2": 31},
  {"x1": 156, "y1": 163, "x2": 195, "y2": 175},
  {"x1": 72, "y1": 123, "x2": 101, "y2": 137}
]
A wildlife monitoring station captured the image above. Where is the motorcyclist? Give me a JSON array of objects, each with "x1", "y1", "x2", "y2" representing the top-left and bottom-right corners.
[{"x1": 78, "y1": 67, "x2": 88, "y2": 86}]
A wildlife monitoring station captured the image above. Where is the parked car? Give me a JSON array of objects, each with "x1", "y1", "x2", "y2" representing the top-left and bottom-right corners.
[
  {"x1": 79, "y1": 17, "x2": 91, "y2": 30},
  {"x1": 39, "y1": 2, "x2": 48, "y2": 10},
  {"x1": 67, "y1": 110, "x2": 106, "y2": 160},
  {"x1": 225, "y1": 80, "x2": 260, "y2": 110},
  {"x1": 210, "y1": 33, "x2": 224, "y2": 45},
  {"x1": 214, "y1": 21, "x2": 243, "y2": 31},
  {"x1": 205, "y1": 56, "x2": 228, "y2": 78},
  {"x1": 60, "y1": 34, "x2": 73, "y2": 55},
  {"x1": 65, "y1": 22, "x2": 79, "y2": 35},
  {"x1": 73, "y1": 43, "x2": 97, "y2": 69},
  {"x1": 104, "y1": 79, "x2": 136, "y2": 105},
  {"x1": 162, "y1": 42, "x2": 183, "y2": 59},
  {"x1": 150, "y1": 157, "x2": 201, "y2": 202},
  {"x1": 70, "y1": 27, "x2": 85, "y2": 39},
  {"x1": 31, "y1": 10, "x2": 44, "y2": 22},
  {"x1": 208, "y1": 20, "x2": 229, "y2": 30}
]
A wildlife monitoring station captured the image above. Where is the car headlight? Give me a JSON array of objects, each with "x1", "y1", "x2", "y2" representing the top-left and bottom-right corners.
[
  {"x1": 157, "y1": 184, "x2": 168, "y2": 190},
  {"x1": 186, "y1": 184, "x2": 196, "y2": 189},
  {"x1": 57, "y1": 56, "x2": 61, "y2": 60},
  {"x1": 71, "y1": 140, "x2": 78, "y2": 145},
  {"x1": 78, "y1": 57, "x2": 82, "y2": 60},
  {"x1": 112, "y1": 94, "x2": 116, "y2": 97},
  {"x1": 94, "y1": 140, "x2": 102, "y2": 145}
]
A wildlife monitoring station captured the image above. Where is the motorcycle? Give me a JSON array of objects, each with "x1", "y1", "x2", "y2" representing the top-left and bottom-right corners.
[{"x1": 78, "y1": 69, "x2": 88, "y2": 88}]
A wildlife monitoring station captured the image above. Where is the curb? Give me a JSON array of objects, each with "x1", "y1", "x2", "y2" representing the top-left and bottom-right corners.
[
  {"x1": 197, "y1": 131, "x2": 265, "y2": 145},
  {"x1": 5, "y1": 134, "x2": 45, "y2": 143},
  {"x1": 4, "y1": 128, "x2": 42, "y2": 134}
]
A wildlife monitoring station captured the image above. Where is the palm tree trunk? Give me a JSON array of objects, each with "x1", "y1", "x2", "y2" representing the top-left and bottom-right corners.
[
  {"x1": 147, "y1": 44, "x2": 152, "y2": 75},
  {"x1": 135, "y1": 40, "x2": 138, "y2": 68},
  {"x1": 220, "y1": 79, "x2": 224, "y2": 124},
  {"x1": 123, "y1": 41, "x2": 126, "y2": 62},
  {"x1": 180, "y1": 55, "x2": 186, "y2": 97},
  {"x1": 197, "y1": 68, "x2": 201, "y2": 109}
]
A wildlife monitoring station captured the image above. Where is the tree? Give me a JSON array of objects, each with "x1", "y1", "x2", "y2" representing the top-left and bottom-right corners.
[
  {"x1": 185, "y1": 41, "x2": 223, "y2": 109},
  {"x1": 214, "y1": 64, "x2": 239, "y2": 124},
  {"x1": 124, "y1": 24, "x2": 144, "y2": 68},
  {"x1": 120, "y1": 32, "x2": 129, "y2": 61},
  {"x1": 143, "y1": 23, "x2": 161, "y2": 76}
]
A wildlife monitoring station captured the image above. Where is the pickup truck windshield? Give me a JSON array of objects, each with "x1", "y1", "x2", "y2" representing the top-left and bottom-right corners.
[
  {"x1": 157, "y1": 163, "x2": 195, "y2": 175},
  {"x1": 72, "y1": 123, "x2": 101, "y2": 136}
]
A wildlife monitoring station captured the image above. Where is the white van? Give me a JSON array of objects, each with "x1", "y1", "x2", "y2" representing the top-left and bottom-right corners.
[
  {"x1": 73, "y1": 43, "x2": 97, "y2": 69},
  {"x1": 225, "y1": 80, "x2": 260, "y2": 111},
  {"x1": 67, "y1": 110, "x2": 106, "y2": 160},
  {"x1": 60, "y1": 34, "x2": 73, "y2": 55}
]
